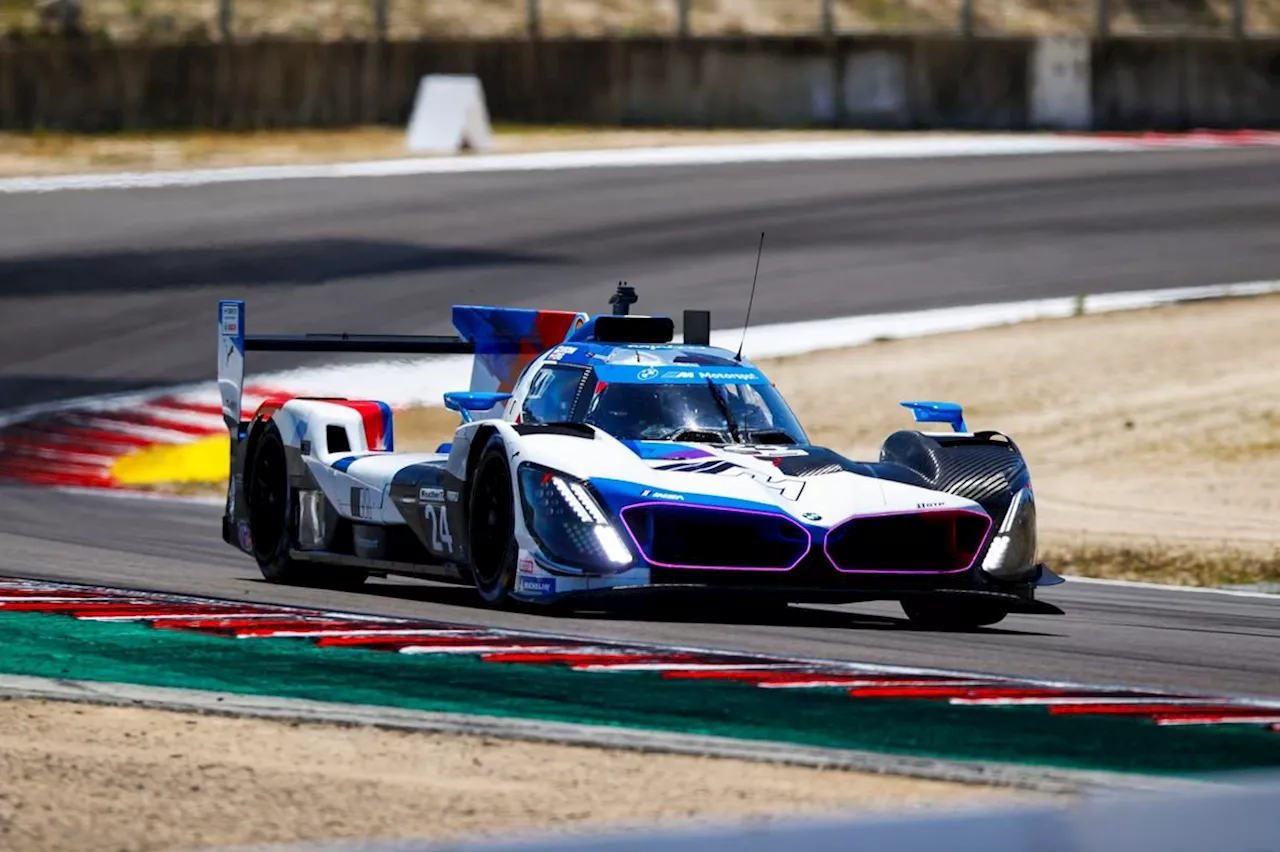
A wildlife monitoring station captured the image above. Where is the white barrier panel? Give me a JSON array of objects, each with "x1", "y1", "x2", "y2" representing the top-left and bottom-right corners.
[
  {"x1": 1031, "y1": 36, "x2": 1092, "y2": 130},
  {"x1": 405, "y1": 74, "x2": 493, "y2": 154}
]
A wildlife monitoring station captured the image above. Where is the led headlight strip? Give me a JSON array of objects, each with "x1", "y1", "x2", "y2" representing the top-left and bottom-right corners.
[{"x1": 520, "y1": 465, "x2": 632, "y2": 569}]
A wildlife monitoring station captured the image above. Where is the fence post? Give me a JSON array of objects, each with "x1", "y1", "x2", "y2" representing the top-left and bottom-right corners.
[
  {"x1": 1096, "y1": 0, "x2": 1109, "y2": 37},
  {"x1": 373, "y1": 0, "x2": 388, "y2": 39},
  {"x1": 821, "y1": 0, "x2": 834, "y2": 35},
  {"x1": 1230, "y1": 0, "x2": 1245, "y2": 36},
  {"x1": 527, "y1": 0, "x2": 541, "y2": 37},
  {"x1": 959, "y1": 0, "x2": 974, "y2": 35},
  {"x1": 218, "y1": 0, "x2": 233, "y2": 40}
]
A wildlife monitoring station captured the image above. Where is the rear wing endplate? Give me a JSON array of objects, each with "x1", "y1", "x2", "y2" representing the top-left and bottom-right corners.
[{"x1": 217, "y1": 300, "x2": 475, "y2": 431}]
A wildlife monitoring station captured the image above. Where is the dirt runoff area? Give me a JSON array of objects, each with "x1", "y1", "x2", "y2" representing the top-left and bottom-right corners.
[
  {"x1": 0, "y1": 699, "x2": 1023, "y2": 852},
  {"x1": 396, "y1": 294, "x2": 1279, "y2": 587}
]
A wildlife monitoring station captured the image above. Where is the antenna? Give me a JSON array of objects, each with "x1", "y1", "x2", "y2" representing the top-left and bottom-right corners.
[{"x1": 736, "y1": 232, "x2": 765, "y2": 361}]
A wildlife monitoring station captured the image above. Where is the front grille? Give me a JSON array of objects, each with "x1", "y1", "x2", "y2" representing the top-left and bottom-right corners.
[
  {"x1": 824, "y1": 510, "x2": 990, "y2": 574},
  {"x1": 620, "y1": 503, "x2": 810, "y2": 571}
]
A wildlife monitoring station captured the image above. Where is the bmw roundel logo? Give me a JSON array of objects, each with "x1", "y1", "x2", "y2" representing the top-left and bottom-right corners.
[
  {"x1": 803, "y1": 512, "x2": 822, "y2": 521},
  {"x1": 637, "y1": 367, "x2": 660, "y2": 380}
]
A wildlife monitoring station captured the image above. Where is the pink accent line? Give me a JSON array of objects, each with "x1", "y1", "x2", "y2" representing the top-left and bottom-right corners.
[
  {"x1": 619, "y1": 502, "x2": 811, "y2": 572},
  {"x1": 823, "y1": 508, "x2": 991, "y2": 575}
]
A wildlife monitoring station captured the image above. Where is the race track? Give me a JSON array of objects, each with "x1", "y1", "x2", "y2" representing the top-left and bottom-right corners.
[
  {"x1": 1, "y1": 145, "x2": 1278, "y2": 699},
  {"x1": 1, "y1": 487, "x2": 1277, "y2": 699}
]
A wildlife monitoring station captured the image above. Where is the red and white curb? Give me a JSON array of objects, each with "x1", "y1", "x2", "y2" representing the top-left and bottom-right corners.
[
  {"x1": 0, "y1": 385, "x2": 288, "y2": 489},
  {"x1": 2, "y1": 575, "x2": 1278, "y2": 734}
]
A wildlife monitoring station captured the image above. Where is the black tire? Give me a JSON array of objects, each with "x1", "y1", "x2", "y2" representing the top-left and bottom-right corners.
[
  {"x1": 246, "y1": 423, "x2": 366, "y2": 591},
  {"x1": 901, "y1": 597, "x2": 1008, "y2": 629},
  {"x1": 468, "y1": 435, "x2": 519, "y2": 605}
]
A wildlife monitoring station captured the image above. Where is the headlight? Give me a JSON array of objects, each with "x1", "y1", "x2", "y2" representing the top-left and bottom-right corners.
[
  {"x1": 518, "y1": 464, "x2": 633, "y2": 572},
  {"x1": 981, "y1": 487, "x2": 1038, "y2": 581}
]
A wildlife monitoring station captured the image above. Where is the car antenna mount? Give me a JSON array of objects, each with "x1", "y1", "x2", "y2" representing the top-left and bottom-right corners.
[
  {"x1": 736, "y1": 232, "x2": 765, "y2": 362},
  {"x1": 610, "y1": 281, "x2": 638, "y2": 316}
]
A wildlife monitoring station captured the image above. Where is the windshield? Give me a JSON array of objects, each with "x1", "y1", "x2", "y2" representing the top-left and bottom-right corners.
[{"x1": 584, "y1": 381, "x2": 808, "y2": 444}]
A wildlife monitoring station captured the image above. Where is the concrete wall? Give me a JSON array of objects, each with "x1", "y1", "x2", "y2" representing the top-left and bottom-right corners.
[{"x1": 0, "y1": 35, "x2": 1276, "y2": 133}]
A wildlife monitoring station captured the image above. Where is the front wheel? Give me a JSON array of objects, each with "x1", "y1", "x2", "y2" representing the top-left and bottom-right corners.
[
  {"x1": 468, "y1": 435, "x2": 519, "y2": 606},
  {"x1": 901, "y1": 597, "x2": 1007, "y2": 630}
]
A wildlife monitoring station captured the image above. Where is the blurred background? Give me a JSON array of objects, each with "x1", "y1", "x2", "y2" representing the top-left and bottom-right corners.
[{"x1": 8, "y1": 0, "x2": 1277, "y2": 42}]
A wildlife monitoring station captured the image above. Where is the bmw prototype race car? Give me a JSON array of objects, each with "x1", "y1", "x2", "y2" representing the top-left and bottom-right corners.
[{"x1": 218, "y1": 287, "x2": 1063, "y2": 628}]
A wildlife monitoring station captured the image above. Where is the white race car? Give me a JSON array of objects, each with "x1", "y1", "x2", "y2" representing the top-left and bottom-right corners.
[{"x1": 218, "y1": 286, "x2": 1062, "y2": 628}]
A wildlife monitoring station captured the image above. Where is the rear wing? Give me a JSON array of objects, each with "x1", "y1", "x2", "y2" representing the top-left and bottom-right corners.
[{"x1": 217, "y1": 299, "x2": 475, "y2": 431}]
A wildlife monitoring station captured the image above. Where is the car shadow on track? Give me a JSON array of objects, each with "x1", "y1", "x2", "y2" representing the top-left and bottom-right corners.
[{"x1": 353, "y1": 580, "x2": 1055, "y2": 637}]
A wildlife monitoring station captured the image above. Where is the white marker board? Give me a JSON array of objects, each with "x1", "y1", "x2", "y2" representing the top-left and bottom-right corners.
[{"x1": 406, "y1": 74, "x2": 494, "y2": 154}]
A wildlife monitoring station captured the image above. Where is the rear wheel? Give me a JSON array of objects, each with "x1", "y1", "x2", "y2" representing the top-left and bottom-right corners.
[
  {"x1": 901, "y1": 597, "x2": 1007, "y2": 630},
  {"x1": 246, "y1": 423, "x2": 366, "y2": 591},
  {"x1": 468, "y1": 436, "x2": 519, "y2": 605}
]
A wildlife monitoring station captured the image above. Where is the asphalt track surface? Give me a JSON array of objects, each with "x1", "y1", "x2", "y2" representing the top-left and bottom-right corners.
[
  {"x1": 1, "y1": 146, "x2": 1279, "y2": 700},
  {"x1": 1, "y1": 487, "x2": 1277, "y2": 700}
]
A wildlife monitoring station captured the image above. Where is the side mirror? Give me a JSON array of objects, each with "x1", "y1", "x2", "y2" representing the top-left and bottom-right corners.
[{"x1": 444, "y1": 392, "x2": 513, "y2": 423}]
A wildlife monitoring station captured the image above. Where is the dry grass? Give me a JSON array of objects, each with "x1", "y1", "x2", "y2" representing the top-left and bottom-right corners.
[
  {"x1": 3, "y1": 0, "x2": 1276, "y2": 39},
  {"x1": 0, "y1": 125, "x2": 875, "y2": 178},
  {"x1": 1041, "y1": 540, "x2": 1279, "y2": 587}
]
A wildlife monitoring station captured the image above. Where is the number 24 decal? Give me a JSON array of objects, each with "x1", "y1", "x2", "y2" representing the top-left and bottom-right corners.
[{"x1": 425, "y1": 505, "x2": 455, "y2": 553}]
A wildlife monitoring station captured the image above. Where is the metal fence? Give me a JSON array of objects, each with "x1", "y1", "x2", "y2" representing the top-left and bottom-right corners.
[{"x1": 13, "y1": 0, "x2": 1274, "y2": 42}]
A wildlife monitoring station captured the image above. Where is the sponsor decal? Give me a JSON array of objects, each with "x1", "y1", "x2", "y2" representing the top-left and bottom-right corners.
[
  {"x1": 803, "y1": 512, "x2": 823, "y2": 521},
  {"x1": 517, "y1": 551, "x2": 538, "y2": 575},
  {"x1": 697, "y1": 371, "x2": 759, "y2": 382},
  {"x1": 445, "y1": 490, "x2": 460, "y2": 503},
  {"x1": 917, "y1": 501, "x2": 945, "y2": 509},
  {"x1": 641, "y1": 489, "x2": 685, "y2": 501},
  {"x1": 636, "y1": 367, "x2": 660, "y2": 381},
  {"x1": 721, "y1": 468, "x2": 807, "y2": 501},
  {"x1": 655, "y1": 458, "x2": 807, "y2": 500},
  {"x1": 660, "y1": 370, "x2": 696, "y2": 380},
  {"x1": 546, "y1": 345, "x2": 579, "y2": 362},
  {"x1": 419, "y1": 487, "x2": 445, "y2": 503},
  {"x1": 220, "y1": 304, "x2": 240, "y2": 335},
  {"x1": 424, "y1": 505, "x2": 455, "y2": 553},
  {"x1": 516, "y1": 575, "x2": 556, "y2": 596},
  {"x1": 292, "y1": 418, "x2": 308, "y2": 445}
]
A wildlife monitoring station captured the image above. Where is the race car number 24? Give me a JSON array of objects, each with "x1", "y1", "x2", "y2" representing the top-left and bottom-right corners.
[{"x1": 424, "y1": 505, "x2": 455, "y2": 554}]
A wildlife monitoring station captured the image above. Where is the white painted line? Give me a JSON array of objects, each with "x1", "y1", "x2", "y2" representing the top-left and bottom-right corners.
[
  {"x1": 570, "y1": 663, "x2": 789, "y2": 672},
  {"x1": 949, "y1": 697, "x2": 1224, "y2": 708},
  {"x1": 1064, "y1": 576, "x2": 1280, "y2": 601},
  {"x1": 0, "y1": 135, "x2": 1149, "y2": 195},
  {"x1": 397, "y1": 644, "x2": 575, "y2": 655},
  {"x1": 762, "y1": 679, "x2": 992, "y2": 690},
  {"x1": 236, "y1": 628, "x2": 482, "y2": 639},
  {"x1": 1156, "y1": 716, "x2": 1280, "y2": 727}
]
